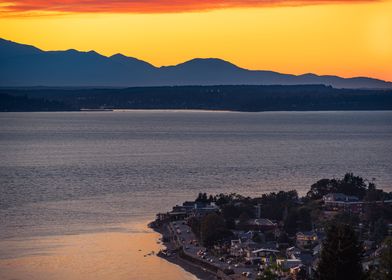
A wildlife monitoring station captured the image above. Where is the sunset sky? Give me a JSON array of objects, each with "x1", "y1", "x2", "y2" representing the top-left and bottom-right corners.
[{"x1": 0, "y1": 0, "x2": 391, "y2": 81}]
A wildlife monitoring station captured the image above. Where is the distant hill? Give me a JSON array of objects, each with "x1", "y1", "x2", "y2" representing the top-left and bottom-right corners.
[
  {"x1": 0, "y1": 38, "x2": 391, "y2": 89},
  {"x1": 0, "y1": 92, "x2": 72, "y2": 112}
]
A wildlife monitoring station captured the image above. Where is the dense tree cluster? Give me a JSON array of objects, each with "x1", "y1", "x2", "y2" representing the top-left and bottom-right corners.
[
  {"x1": 306, "y1": 173, "x2": 392, "y2": 200},
  {"x1": 200, "y1": 213, "x2": 232, "y2": 247},
  {"x1": 255, "y1": 190, "x2": 299, "y2": 221},
  {"x1": 0, "y1": 93, "x2": 72, "y2": 111}
]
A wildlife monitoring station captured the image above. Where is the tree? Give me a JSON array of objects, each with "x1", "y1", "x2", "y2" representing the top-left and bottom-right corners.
[
  {"x1": 196, "y1": 192, "x2": 208, "y2": 203},
  {"x1": 371, "y1": 218, "x2": 388, "y2": 243},
  {"x1": 307, "y1": 178, "x2": 338, "y2": 200},
  {"x1": 256, "y1": 268, "x2": 278, "y2": 280},
  {"x1": 225, "y1": 218, "x2": 236, "y2": 229},
  {"x1": 298, "y1": 207, "x2": 312, "y2": 231},
  {"x1": 330, "y1": 211, "x2": 360, "y2": 227},
  {"x1": 364, "y1": 182, "x2": 383, "y2": 201},
  {"x1": 296, "y1": 267, "x2": 307, "y2": 280},
  {"x1": 369, "y1": 237, "x2": 392, "y2": 280},
  {"x1": 187, "y1": 216, "x2": 201, "y2": 237},
  {"x1": 364, "y1": 203, "x2": 384, "y2": 224},
  {"x1": 238, "y1": 211, "x2": 250, "y2": 230},
  {"x1": 258, "y1": 190, "x2": 298, "y2": 220},
  {"x1": 306, "y1": 173, "x2": 374, "y2": 200},
  {"x1": 200, "y1": 213, "x2": 231, "y2": 247},
  {"x1": 316, "y1": 223, "x2": 363, "y2": 280},
  {"x1": 212, "y1": 193, "x2": 244, "y2": 206},
  {"x1": 339, "y1": 173, "x2": 367, "y2": 199},
  {"x1": 221, "y1": 203, "x2": 254, "y2": 221},
  {"x1": 252, "y1": 232, "x2": 264, "y2": 243},
  {"x1": 284, "y1": 209, "x2": 298, "y2": 235},
  {"x1": 379, "y1": 237, "x2": 392, "y2": 280},
  {"x1": 277, "y1": 231, "x2": 289, "y2": 244}
]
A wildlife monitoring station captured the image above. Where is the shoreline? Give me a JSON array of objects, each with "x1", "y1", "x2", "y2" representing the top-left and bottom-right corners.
[
  {"x1": 0, "y1": 224, "x2": 197, "y2": 280},
  {"x1": 149, "y1": 222, "x2": 218, "y2": 280},
  {"x1": 2, "y1": 109, "x2": 392, "y2": 113}
]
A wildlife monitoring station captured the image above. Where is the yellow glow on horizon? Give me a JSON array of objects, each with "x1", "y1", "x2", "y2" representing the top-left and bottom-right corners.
[{"x1": 0, "y1": 1, "x2": 391, "y2": 81}]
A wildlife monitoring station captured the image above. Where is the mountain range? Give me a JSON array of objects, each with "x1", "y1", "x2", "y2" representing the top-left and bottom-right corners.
[{"x1": 0, "y1": 38, "x2": 391, "y2": 89}]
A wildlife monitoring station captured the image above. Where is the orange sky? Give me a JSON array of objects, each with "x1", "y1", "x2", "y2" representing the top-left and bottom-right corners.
[{"x1": 0, "y1": 0, "x2": 391, "y2": 81}]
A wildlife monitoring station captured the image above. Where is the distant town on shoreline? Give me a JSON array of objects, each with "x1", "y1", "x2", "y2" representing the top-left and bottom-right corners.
[
  {"x1": 1, "y1": 85, "x2": 392, "y2": 112},
  {"x1": 151, "y1": 173, "x2": 392, "y2": 280}
]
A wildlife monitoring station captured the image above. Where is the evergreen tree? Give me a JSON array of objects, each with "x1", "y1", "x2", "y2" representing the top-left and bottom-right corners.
[
  {"x1": 371, "y1": 218, "x2": 388, "y2": 243},
  {"x1": 187, "y1": 216, "x2": 201, "y2": 237},
  {"x1": 284, "y1": 209, "x2": 298, "y2": 235},
  {"x1": 379, "y1": 237, "x2": 392, "y2": 280},
  {"x1": 298, "y1": 206, "x2": 312, "y2": 231},
  {"x1": 317, "y1": 223, "x2": 363, "y2": 280},
  {"x1": 196, "y1": 192, "x2": 208, "y2": 203},
  {"x1": 238, "y1": 211, "x2": 250, "y2": 230}
]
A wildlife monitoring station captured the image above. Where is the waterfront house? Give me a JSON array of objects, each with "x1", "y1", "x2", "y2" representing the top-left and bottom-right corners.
[
  {"x1": 185, "y1": 202, "x2": 219, "y2": 217},
  {"x1": 193, "y1": 202, "x2": 219, "y2": 216},
  {"x1": 168, "y1": 209, "x2": 188, "y2": 220},
  {"x1": 276, "y1": 258, "x2": 303, "y2": 270},
  {"x1": 296, "y1": 231, "x2": 318, "y2": 249},
  {"x1": 245, "y1": 248, "x2": 280, "y2": 265},
  {"x1": 323, "y1": 193, "x2": 363, "y2": 213},
  {"x1": 156, "y1": 212, "x2": 170, "y2": 222},
  {"x1": 323, "y1": 193, "x2": 359, "y2": 203}
]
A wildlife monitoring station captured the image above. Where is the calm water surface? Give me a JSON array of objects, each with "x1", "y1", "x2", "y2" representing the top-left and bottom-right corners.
[{"x1": 0, "y1": 110, "x2": 391, "y2": 279}]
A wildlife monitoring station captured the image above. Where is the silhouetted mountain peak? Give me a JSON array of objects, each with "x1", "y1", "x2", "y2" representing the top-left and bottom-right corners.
[
  {"x1": 110, "y1": 53, "x2": 126, "y2": 59},
  {"x1": 109, "y1": 53, "x2": 155, "y2": 69},
  {"x1": 0, "y1": 38, "x2": 42, "y2": 59},
  {"x1": 63, "y1": 49, "x2": 78, "y2": 53},
  {"x1": 301, "y1": 73, "x2": 319, "y2": 78},
  {"x1": 110, "y1": 53, "x2": 139, "y2": 62},
  {"x1": 63, "y1": 49, "x2": 102, "y2": 56},
  {"x1": 172, "y1": 58, "x2": 241, "y2": 70}
]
